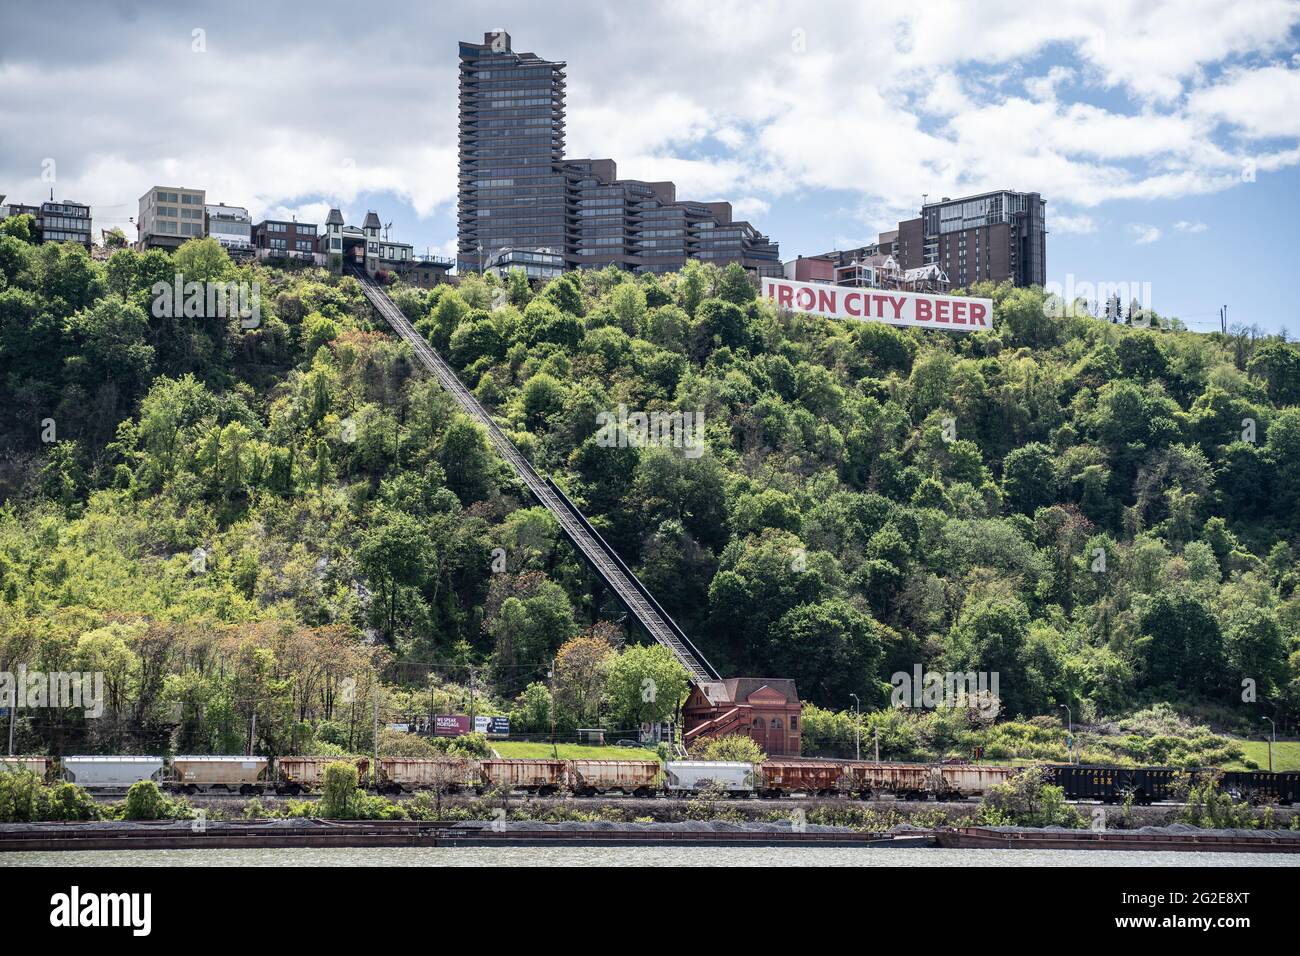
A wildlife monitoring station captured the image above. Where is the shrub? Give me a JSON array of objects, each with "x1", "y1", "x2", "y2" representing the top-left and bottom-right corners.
[
  {"x1": 123, "y1": 780, "x2": 189, "y2": 820},
  {"x1": 46, "y1": 782, "x2": 101, "y2": 821},
  {"x1": 688, "y1": 733, "x2": 765, "y2": 763},
  {"x1": 319, "y1": 760, "x2": 361, "y2": 819},
  {"x1": 1175, "y1": 771, "x2": 1258, "y2": 830},
  {"x1": 0, "y1": 770, "x2": 103, "y2": 823},
  {"x1": 977, "y1": 767, "x2": 1083, "y2": 828}
]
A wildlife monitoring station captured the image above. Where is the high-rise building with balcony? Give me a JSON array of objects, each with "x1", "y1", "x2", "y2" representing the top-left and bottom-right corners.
[
  {"x1": 457, "y1": 32, "x2": 780, "y2": 277},
  {"x1": 457, "y1": 31, "x2": 568, "y2": 274},
  {"x1": 898, "y1": 190, "x2": 1046, "y2": 288}
]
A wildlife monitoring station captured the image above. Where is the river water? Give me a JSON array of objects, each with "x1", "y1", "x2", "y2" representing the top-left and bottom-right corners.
[{"x1": 3, "y1": 847, "x2": 1295, "y2": 866}]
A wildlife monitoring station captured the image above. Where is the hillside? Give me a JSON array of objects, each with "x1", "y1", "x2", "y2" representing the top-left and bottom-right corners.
[{"x1": 0, "y1": 226, "x2": 1297, "y2": 758}]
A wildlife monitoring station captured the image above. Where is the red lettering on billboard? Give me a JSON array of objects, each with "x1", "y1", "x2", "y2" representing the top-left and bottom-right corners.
[{"x1": 764, "y1": 278, "x2": 988, "y2": 332}]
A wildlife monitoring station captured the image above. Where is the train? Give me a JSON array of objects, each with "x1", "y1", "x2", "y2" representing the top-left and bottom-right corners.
[
  {"x1": 1048, "y1": 765, "x2": 1300, "y2": 805},
  {"x1": 2, "y1": 756, "x2": 1295, "y2": 804}
]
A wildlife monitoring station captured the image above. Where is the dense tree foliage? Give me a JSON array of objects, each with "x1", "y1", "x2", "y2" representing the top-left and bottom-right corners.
[{"x1": 2, "y1": 233, "x2": 1298, "y2": 760}]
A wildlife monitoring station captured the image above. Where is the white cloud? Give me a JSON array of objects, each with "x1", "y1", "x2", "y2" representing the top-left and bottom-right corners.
[
  {"x1": 1053, "y1": 213, "x2": 1098, "y2": 235},
  {"x1": 1128, "y1": 223, "x2": 1163, "y2": 244},
  {"x1": 731, "y1": 197, "x2": 771, "y2": 221},
  {"x1": 1174, "y1": 220, "x2": 1209, "y2": 233},
  {"x1": 1188, "y1": 63, "x2": 1300, "y2": 139},
  {"x1": 2, "y1": 0, "x2": 1298, "y2": 248}
]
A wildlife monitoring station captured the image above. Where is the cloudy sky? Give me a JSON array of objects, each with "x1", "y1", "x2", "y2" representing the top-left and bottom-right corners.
[{"x1": 2, "y1": 0, "x2": 1299, "y2": 331}]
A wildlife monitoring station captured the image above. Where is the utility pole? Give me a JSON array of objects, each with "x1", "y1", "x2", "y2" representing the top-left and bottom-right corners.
[
  {"x1": 547, "y1": 658, "x2": 557, "y2": 760},
  {"x1": 1061, "y1": 704, "x2": 1073, "y2": 765},
  {"x1": 373, "y1": 683, "x2": 381, "y2": 789},
  {"x1": 873, "y1": 725, "x2": 879, "y2": 762},
  {"x1": 850, "y1": 694, "x2": 860, "y2": 761},
  {"x1": 246, "y1": 691, "x2": 257, "y2": 759},
  {"x1": 1263, "y1": 717, "x2": 1274, "y2": 780}
]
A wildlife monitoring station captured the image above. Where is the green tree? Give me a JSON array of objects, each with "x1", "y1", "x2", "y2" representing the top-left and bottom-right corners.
[
  {"x1": 1136, "y1": 591, "x2": 1226, "y2": 696},
  {"x1": 438, "y1": 414, "x2": 495, "y2": 502},
  {"x1": 605, "y1": 644, "x2": 689, "y2": 729}
]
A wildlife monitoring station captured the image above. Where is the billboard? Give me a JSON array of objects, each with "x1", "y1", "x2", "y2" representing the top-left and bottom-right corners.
[
  {"x1": 474, "y1": 715, "x2": 511, "y2": 737},
  {"x1": 434, "y1": 714, "x2": 471, "y2": 737},
  {"x1": 761, "y1": 277, "x2": 992, "y2": 332}
]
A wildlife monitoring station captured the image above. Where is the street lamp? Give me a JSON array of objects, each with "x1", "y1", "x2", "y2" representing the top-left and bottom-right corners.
[
  {"x1": 1263, "y1": 717, "x2": 1276, "y2": 773},
  {"x1": 1060, "y1": 704, "x2": 1073, "y2": 765},
  {"x1": 849, "y1": 694, "x2": 860, "y2": 761}
]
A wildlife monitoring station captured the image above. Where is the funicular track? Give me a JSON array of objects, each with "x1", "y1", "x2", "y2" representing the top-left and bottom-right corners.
[{"x1": 350, "y1": 267, "x2": 719, "y2": 685}]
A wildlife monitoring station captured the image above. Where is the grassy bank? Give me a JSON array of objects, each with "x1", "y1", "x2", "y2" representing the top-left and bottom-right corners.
[{"x1": 1225, "y1": 740, "x2": 1300, "y2": 773}]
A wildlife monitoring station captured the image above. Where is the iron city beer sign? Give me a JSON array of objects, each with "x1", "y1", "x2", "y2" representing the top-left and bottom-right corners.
[{"x1": 761, "y1": 277, "x2": 992, "y2": 332}]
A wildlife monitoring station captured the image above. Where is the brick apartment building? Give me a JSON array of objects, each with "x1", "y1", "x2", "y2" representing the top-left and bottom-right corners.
[
  {"x1": 794, "y1": 189, "x2": 1047, "y2": 291},
  {"x1": 252, "y1": 218, "x2": 319, "y2": 262}
]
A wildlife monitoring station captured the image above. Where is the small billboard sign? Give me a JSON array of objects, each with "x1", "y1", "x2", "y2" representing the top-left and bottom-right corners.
[
  {"x1": 434, "y1": 714, "x2": 471, "y2": 737},
  {"x1": 474, "y1": 715, "x2": 510, "y2": 737}
]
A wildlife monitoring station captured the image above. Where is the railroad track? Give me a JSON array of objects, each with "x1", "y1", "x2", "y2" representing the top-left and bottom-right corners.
[{"x1": 350, "y1": 267, "x2": 718, "y2": 684}]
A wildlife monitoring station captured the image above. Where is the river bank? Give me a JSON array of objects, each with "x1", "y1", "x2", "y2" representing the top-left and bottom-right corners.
[
  {"x1": 116, "y1": 791, "x2": 1300, "y2": 831},
  {"x1": 3, "y1": 819, "x2": 1298, "y2": 855}
]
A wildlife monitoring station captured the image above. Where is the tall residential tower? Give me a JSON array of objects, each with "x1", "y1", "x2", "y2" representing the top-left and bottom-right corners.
[{"x1": 456, "y1": 32, "x2": 780, "y2": 277}]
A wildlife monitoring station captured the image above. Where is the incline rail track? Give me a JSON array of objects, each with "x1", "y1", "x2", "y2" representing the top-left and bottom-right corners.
[{"x1": 350, "y1": 267, "x2": 719, "y2": 684}]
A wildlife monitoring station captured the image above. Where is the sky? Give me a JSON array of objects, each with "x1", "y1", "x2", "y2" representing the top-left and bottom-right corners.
[{"x1": 2, "y1": 0, "x2": 1299, "y2": 333}]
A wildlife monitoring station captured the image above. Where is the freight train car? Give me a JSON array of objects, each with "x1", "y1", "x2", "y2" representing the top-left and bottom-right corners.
[
  {"x1": 0, "y1": 757, "x2": 51, "y2": 779},
  {"x1": 61, "y1": 756, "x2": 165, "y2": 789},
  {"x1": 663, "y1": 761, "x2": 755, "y2": 795},
  {"x1": 1220, "y1": 770, "x2": 1299, "y2": 805},
  {"x1": 1046, "y1": 765, "x2": 1181, "y2": 804},
  {"x1": 936, "y1": 764, "x2": 1017, "y2": 798},
  {"x1": 757, "y1": 761, "x2": 845, "y2": 797},
  {"x1": 276, "y1": 756, "x2": 370, "y2": 794},
  {"x1": 481, "y1": 759, "x2": 566, "y2": 794},
  {"x1": 170, "y1": 756, "x2": 269, "y2": 794},
  {"x1": 377, "y1": 758, "x2": 479, "y2": 794},
  {"x1": 568, "y1": 760, "x2": 660, "y2": 797},
  {"x1": 842, "y1": 761, "x2": 941, "y2": 799}
]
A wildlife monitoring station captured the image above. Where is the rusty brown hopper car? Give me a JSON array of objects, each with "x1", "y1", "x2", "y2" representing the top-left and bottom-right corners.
[
  {"x1": 481, "y1": 759, "x2": 566, "y2": 793},
  {"x1": 843, "y1": 762, "x2": 941, "y2": 799},
  {"x1": 568, "y1": 760, "x2": 660, "y2": 796},
  {"x1": 378, "y1": 758, "x2": 479, "y2": 793},
  {"x1": 759, "y1": 761, "x2": 846, "y2": 797},
  {"x1": 277, "y1": 756, "x2": 370, "y2": 793},
  {"x1": 171, "y1": 756, "x2": 269, "y2": 793}
]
